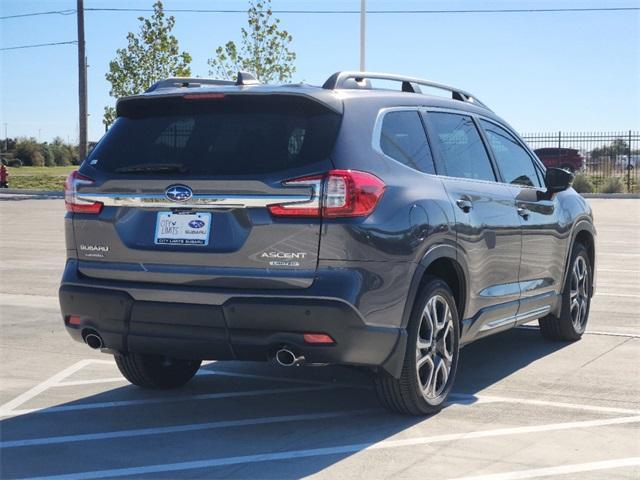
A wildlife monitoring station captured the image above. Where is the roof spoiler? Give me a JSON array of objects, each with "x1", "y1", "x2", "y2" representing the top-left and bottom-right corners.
[{"x1": 322, "y1": 71, "x2": 491, "y2": 111}]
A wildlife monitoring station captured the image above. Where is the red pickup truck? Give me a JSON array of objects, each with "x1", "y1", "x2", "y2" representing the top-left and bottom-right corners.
[{"x1": 534, "y1": 148, "x2": 584, "y2": 173}]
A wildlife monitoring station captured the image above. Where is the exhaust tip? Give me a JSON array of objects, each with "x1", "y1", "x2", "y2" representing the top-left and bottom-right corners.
[
  {"x1": 275, "y1": 348, "x2": 304, "y2": 367},
  {"x1": 84, "y1": 331, "x2": 103, "y2": 350}
]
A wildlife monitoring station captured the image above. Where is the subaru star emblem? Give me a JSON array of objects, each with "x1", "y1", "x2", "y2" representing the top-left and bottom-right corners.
[{"x1": 165, "y1": 185, "x2": 192, "y2": 202}]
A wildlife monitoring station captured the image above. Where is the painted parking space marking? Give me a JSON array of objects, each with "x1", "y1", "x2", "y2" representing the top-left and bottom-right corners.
[
  {"x1": 0, "y1": 359, "x2": 361, "y2": 418},
  {"x1": 53, "y1": 370, "x2": 338, "y2": 388},
  {"x1": 448, "y1": 393, "x2": 640, "y2": 415},
  {"x1": 595, "y1": 292, "x2": 640, "y2": 299},
  {"x1": 0, "y1": 385, "x2": 337, "y2": 418},
  {"x1": 448, "y1": 457, "x2": 640, "y2": 480},
  {"x1": 516, "y1": 324, "x2": 640, "y2": 339},
  {"x1": 0, "y1": 409, "x2": 379, "y2": 449},
  {"x1": 20, "y1": 416, "x2": 640, "y2": 480},
  {"x1": 0, "y1": 360, "x2": 98, "y2": 414}
]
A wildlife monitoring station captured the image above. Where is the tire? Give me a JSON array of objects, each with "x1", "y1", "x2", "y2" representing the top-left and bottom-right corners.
[
  {"x1": 115, "y1": 353, "x2": 201, "y2": 389},
  {"x1": 374, "y1": 276, "x2": 460, "y2": 415},
  {"x1": 539, "y1": 243, "x2": 592, "y2": 341}
]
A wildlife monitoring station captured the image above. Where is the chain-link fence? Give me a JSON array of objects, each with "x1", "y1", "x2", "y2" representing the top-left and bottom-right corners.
[{"x1": 521, "y1": 131, "x2": 639, "y2": 193}]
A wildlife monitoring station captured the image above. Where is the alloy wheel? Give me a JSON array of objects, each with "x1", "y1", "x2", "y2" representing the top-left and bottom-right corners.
[
  {"x1": 570, "y1": 256, "x2": 590, "y2": 333},
  {"x1": 416, "y1": 294, "x2": 455, "y2": 399}
]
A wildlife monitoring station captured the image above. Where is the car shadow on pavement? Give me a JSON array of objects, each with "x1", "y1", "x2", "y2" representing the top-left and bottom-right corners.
[{"x1": 0, "y1": 327, "x2": 568, "y2": 479}]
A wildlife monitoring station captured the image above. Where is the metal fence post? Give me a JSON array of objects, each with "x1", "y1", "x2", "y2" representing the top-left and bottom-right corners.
[
  {"x1": 558, "y1": 131, "x2": 562, "y2": 167},
  {"x1": 628, "y1": 130, "x2": 633, "y2": 193}
]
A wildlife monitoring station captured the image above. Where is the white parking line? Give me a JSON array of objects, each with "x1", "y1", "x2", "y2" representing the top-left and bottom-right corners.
[
  {"x1": 597, "y1": 268, "x2": 640, "y2": 273},
  {"x1": 516, "y1": 325, "x2": 640, "y2": 339},
  {"x1": 21, "y1": 415, "x2": 640, "y2": 480},
  {"x1": 448, "y1": 457, "x2": 640, "y2": 480},
  {"x1": 0, "y1": 385, "x2": 338, "y2": 418},
  {"x1": 0, "y1": 409, "x2": 379, "y2": 449},
  {"x1": 0, "y1": 360, "x2": 96, "y2": 414},
  {"x1": 53, "y1": 370, "x2": 338, "y2": 388},
  {"x1": 53, "y1": 378, "x2": 125, "y2": 387},
  {"x1": 449, "y1": 393, "x2": 640, "y2": 415},
  {"x1": 595, "y1": 292, "x2": 640, "y2": 299},
  {"x1": 197, "y1": 369, "x2": 348, "y2": 386}
]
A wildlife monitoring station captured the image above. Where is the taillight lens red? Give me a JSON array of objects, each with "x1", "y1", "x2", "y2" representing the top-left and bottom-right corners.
[
  {"x1": 303, "y1": 333, "x2": 335, "y2": 344},
  {"x1": 266, "y1": 174, "x2": 323, "y2": 217},
  {"x1": 322, "y1": 170, "x2": 385, "y2": 218},
  {"x1": 64, "y1": 170, "x2": 103, "y2": 214},
  {"x1": 268, "y1": 170, "x2": 385, "y2": 218}
]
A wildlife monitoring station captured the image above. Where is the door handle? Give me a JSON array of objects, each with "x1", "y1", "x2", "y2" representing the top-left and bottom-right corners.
[
  {"x1": 456, "y1": 198, "x2": 473, "y2": 213},
  {"x1": 517, "y1": 207, "x2": 530, "y2": 220}
]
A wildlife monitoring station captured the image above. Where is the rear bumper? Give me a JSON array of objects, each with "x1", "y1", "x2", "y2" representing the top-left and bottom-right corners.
[{"x1": 59, "y1": 262, "x2": 405, "y2": 373}]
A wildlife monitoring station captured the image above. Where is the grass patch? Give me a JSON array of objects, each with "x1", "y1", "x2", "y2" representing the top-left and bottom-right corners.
[
  {"x1": 8, "y1": 165, "x2": 77, "y2": 176},
  {"x1": 9, "y1": 175, "x2": 66, "y2": 191},
  {"x1": 3, "y1": 165, "x2": 76, "y2": 190}
]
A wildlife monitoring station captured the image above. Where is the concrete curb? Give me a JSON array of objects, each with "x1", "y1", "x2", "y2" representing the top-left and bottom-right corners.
[
  {"x1": 0, "y1": 189, "x2": 63, "y2": 197},
  {"x1": 582, "y1": 193, "x2": 640, "y2": 199}
]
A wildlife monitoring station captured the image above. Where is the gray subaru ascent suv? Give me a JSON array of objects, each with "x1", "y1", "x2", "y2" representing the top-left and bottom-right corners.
[{"x1": 60, "y1": 71, "x2": 596, "y2": 415}]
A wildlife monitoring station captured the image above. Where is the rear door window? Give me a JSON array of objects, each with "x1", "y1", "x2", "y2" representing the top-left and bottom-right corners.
[
  {"x1": 88, "y1": 96, "x2": 341, "y2": 176},
  {"x1": 427, "y1": 112, "x2": 496, "y2": 182},
  {"x1": 480, "y1": 120, "x2": 542, "y2": 188},
  {"x1": 379, "y1": 110, "x2": 435, "y2": 174}
]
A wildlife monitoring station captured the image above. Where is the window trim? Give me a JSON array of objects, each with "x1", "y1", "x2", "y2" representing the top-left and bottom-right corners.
[
  {"x1": 422, "y1": 108, "x2": 499, "y2": 184},
  {"x1": 476, "y1": 116, "x2": 546, "y2": 190},
  {"x1": 371, "y1": 106, "x2": 437, "y2": 175}
]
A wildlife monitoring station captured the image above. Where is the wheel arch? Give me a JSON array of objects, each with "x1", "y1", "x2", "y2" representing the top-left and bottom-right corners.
[
  {"x1": 381, "y1": 244, "x2": 468, "y2": 378},
  {"x1": 563, "y1": 220, "x2": 596, "y2": 295}
]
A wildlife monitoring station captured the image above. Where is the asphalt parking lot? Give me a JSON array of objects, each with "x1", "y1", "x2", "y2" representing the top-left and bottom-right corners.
[{"x1": 0, "y1": 196, "x2": 638, "y2": 479}]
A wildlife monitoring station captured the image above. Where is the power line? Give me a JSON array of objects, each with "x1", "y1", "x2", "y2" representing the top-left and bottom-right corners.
[
  {"x1": 84, "y1": 6, "x2": 640, "y2": 14},
  {"x1": 0, "y1": 40, "x2": 78, "y2": 51},
  {"x1": 1, "y1": 5, "x2": 637, "y2": 22},
  {"x1": 0, "y1": 9, "x2": 75, "y2": 20}
]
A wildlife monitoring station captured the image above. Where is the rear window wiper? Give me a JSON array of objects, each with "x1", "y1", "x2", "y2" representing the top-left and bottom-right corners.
[{"x1": 115, "y1": 163, "x2": 190, "y2": 174}]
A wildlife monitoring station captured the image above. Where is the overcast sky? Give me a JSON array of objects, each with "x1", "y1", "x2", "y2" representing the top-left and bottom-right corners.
[{"x1": 1, "y1": 0, "x2": 639, "y2": 143}]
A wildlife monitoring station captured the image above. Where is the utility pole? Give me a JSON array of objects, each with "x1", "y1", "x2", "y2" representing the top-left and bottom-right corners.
[
  {"x1": 77, "y1": 0, "x2": 88, "y2": 160},
  {"x1": 360, "y1": 0, "x2": 366, "y2": 71}
]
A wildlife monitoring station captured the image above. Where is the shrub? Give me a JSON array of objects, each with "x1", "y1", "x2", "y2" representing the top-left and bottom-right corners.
[
  {"x1": 15, "y1": 138, "x2": 44, "y2": 166},
  {"x1": 42, "y1": 144, "x2": 56, "y2": 167},
  {"x1": 600, "y1": 176, "x2": 625, "y2": 194},
  {"x1": 571, "y1": 174, "x2": 594, "y2": 193},
  {"x1": 6, "y1": 158, "x2": 22, "y2": 167}
]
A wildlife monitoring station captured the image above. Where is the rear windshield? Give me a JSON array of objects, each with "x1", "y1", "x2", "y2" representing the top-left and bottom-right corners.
[{"x1": 88, "y1": 95, "x2": 341, "y2": 175}]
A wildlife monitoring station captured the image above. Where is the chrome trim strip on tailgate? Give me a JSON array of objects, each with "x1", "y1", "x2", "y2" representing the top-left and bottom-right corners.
[{"x1": 75, "y1": 193, "x2": 314, "y2": 209}]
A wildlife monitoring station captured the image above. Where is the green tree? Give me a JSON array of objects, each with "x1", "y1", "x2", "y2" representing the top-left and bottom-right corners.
[
  {"x1": 104, "y1": 1, "x2": 192, "y2": 128},
  {"x1": 590, "y1": 138, "x2": 628, "y2": 161},
  {"x1": 15, "y1": 138, "x2": 44, "y2": 166},
  {"x1": 208, "y1": 0, "x2": 296, "y2": 82},
  {"x1": 50, "y1": 137, "x2": 76, "y2": 166},
  {"x1": 42, "y1": 143, "x2": 56, "y2": 167}
]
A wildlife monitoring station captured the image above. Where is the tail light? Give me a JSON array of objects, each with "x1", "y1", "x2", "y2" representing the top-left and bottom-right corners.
[
  {"x1": 268, "y1": 170, "x2": 385, "y2": 218},
  {"x1": 64, "y1": 170, "x2": 103, "y2": 214}
]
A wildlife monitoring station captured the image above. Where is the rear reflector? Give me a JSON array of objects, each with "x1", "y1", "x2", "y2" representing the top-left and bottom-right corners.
[
  {"x1": 268, "y1": 170, "x2": 385, "y2": 218},
  {"x1": 66, "y1": 315, "x2": 81, "y2": 326},
  {"x1": 303, "y1": 333, "x2": 335, "y2": 344},
  {"x1": 64, "y1": 171, "x2": 103, "y2": 214}
]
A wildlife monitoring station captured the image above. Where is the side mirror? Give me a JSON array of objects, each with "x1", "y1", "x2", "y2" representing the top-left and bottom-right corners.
[{"x1": 545, "y1": 167, "x2": 574, "y2": 193}]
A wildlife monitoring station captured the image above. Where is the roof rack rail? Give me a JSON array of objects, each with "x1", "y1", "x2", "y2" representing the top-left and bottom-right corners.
[
  {"x1": 322, "y1": 71, "x2": 491, "y2": 110},
  {"x1": 145, "y1": 71, "x2": 261, "y2": 92}
]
